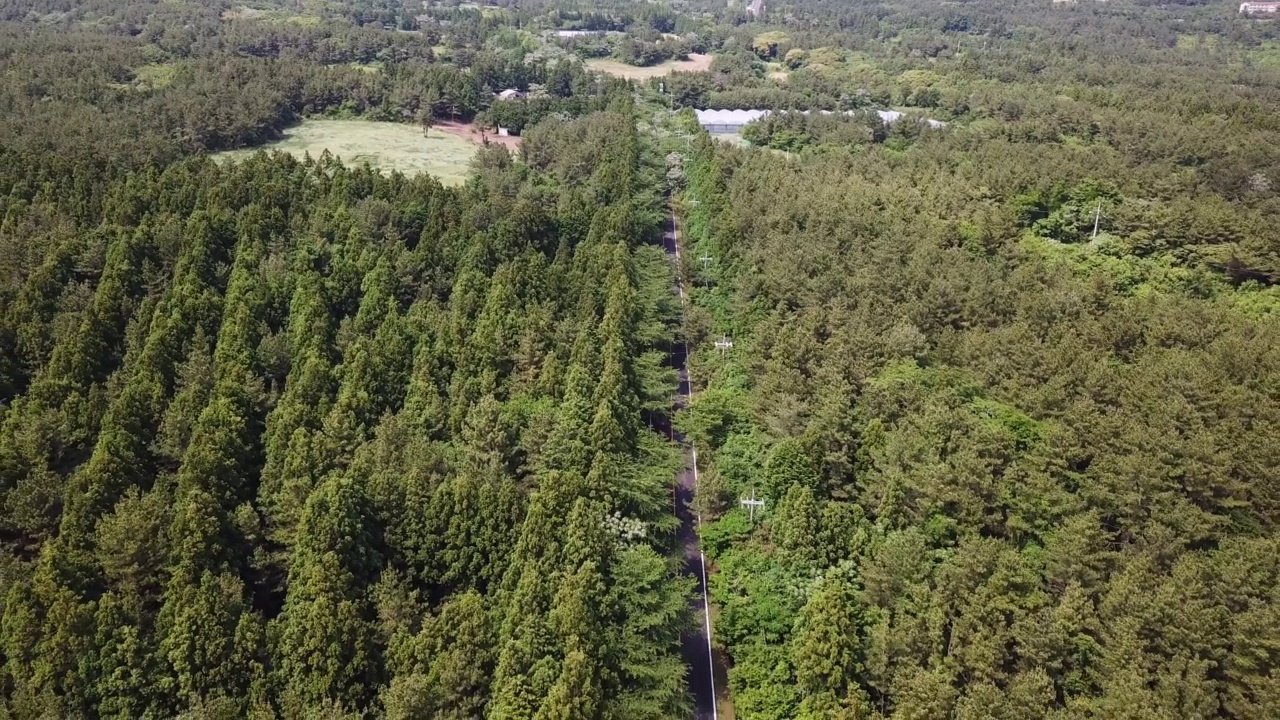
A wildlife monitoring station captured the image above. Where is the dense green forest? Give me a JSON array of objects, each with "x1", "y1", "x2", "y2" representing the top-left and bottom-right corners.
[
  {"x1": 0, "y1": 2, "x2": 707, "y2": 717},
  {"x1": 677, "y1": 118, "x2": 1280, "y2": 718},
  {"x1": 3, "y1": 0, "x2": 1280, "y2": 716},
  {"x1": 668, "y1": 0, "x2": 1280, "y2": 714},
  {"x1": 0, "y1": 50, "x2": 698, "y2": 714}
]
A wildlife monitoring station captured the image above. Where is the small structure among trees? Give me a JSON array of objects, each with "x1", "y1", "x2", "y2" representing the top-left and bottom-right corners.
[{"x1": 1240, "y1": 1, "x2": 1280, "y2": 13}]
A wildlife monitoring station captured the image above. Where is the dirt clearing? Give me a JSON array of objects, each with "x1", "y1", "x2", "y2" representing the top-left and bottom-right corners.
[
  {"x1": 434, "y1": 119, "x2": 521, "y2": 150},
  {"x1": 587, "y1": 53, "x2": 713, "y2": 79}
]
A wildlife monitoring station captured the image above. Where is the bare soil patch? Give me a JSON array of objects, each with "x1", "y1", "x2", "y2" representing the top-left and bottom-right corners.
[{"x1": 434, "y1": 119, "x2": 521, "y2": 150}]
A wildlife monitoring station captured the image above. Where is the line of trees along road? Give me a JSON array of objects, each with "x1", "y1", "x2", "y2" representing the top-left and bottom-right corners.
[{"x1": 0, "y1": 104, "x2": 697, "y2": 718}]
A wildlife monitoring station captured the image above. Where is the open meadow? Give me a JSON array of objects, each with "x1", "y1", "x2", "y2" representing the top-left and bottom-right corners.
[
  {"x1": 586, "y1": 53, "x2": 712, "y2": 79},
  {"x1": 215, "y1": 119, "x2": 477, "y2": 184}
]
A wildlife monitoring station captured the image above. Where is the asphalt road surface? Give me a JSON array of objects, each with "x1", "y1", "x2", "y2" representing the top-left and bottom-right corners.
[{"x1": 663, "y1": 206, "x2": 721, "y2": 720}]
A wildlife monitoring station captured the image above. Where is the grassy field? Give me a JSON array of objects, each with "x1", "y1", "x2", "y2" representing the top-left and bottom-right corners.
[
  {"x1": 1248, "y1": 40, "x2": 1280, "y2": 69},
  {"x1": 711, "y1": 132, "x2": 749, "y2": 147},
  {"x1": 215, "y1": 119, "x2": 477, "y2": 185},
  {"x1": 586, "y1": 53, "x2": 713, "y2": 79}
]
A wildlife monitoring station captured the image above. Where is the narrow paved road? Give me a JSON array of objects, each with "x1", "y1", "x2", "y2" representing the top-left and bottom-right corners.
[{"x1": 663, "y1": 205, "x2": 721, "y2": 720}]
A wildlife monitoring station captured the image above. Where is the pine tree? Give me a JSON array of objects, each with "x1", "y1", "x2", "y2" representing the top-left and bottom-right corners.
[
  {"x1": 793, "y1": 575, "x2": 865, "y2": 698},
  {"x1": 774, "y1": 483, "x2": 823, "y2": 567},
  {"x1": 50, "y1": 366, "x2": 167, "y2": 594},
  {"x1": 1, "y1": 580, "x2": 45, "y2": 710},
  {"x1": 539, "y1": 322, "x2": 600, "y2": 477},
  {"x1": 93, "y1": 590, "x2": 165, "y2": 718},
  {"x1": 459, "y1": 393, "x2": 513, "y2": 478},
  {"x1": 401, "y1": 313, "x2": 449, "y2": 439},
  {"x1": 607, "y1": 545, "x2": 695, "y2": 719},
  {"x1": 534, "y1": 649, "x2": 601, "y2": 720},
  {"x1": 819, "y1": 501, "x2": 872, "y2": 567},
  {"x1": 411, "y1": 591, "x2": 496, "y2": 719},
  {"x1": 491, "y1": 563, "x2": 558, "y2": 720},
  {"x1": 155, "y1": 333, "x2": 215, "y2": 465},
  {"x1": 95, "y1": 486, "x2": 169, "y2": 597},
  {"x1": 156, "y1": 559, "x2": 260, "y2": 708},
  {"x1": 764, "y1": 439, "x2": 822, "y2": 501},
  {"x1": 276, "y1": 474, "x2": 383, "y2": 715},
  {"x1": 258, "y1": 273, "x2": 337, "y2": 552}
]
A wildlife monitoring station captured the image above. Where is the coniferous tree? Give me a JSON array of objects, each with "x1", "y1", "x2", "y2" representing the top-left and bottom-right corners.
[
  {"x1": 276, "y1": 474, "x2": 382, "y2": 715},
  {"x1": 792, "y1": 575, "x2": 865, "y2": 699},
  {"x1": 774, "y1": 484, "x2": 823, "y2": 567}
]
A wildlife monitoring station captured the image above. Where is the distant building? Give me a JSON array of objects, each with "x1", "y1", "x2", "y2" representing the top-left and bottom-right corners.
[
  {"x1": 1240, "y1": 1, "x2": 1280, "y2": 13},
  {"x1": 694, "y1": 109, "x2": 769, "y2": 133},
  {"x1": 693, "y1": 108, "x2": 947, "y2": 134},
  {"x1": 554, "y1": 30, "x2": 623, "y2": 38},
  {"x1": 496, "y1": 89, "x2": 525, "y2": 100},
  {"x1": 872, "y1": 109, "x2": 948, "y2": 129}
]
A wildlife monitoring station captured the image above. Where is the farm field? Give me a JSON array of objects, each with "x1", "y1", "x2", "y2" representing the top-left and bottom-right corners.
[
  {"x1": 214, "y1": 119, "x2": 477, "y2": 184},
  {"x1": 586, "y1": 53, "x2": 712, "y2": 79}
]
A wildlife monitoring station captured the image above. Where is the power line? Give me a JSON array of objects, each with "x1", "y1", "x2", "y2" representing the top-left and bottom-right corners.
[{"x1": 670, "y1": 206, "x2": 719, "y2": 720}]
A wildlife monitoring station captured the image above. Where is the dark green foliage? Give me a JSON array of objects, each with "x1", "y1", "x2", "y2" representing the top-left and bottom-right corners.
[
  {"x1": 6, "y1": 0, "x2": 1280, "y2": 717},
  {"x1": 0, "y1": 85, "x2": 690, "y2": 716},
  {"x1": 276, "y1": 475, "x2": 381, "y2": 714}
]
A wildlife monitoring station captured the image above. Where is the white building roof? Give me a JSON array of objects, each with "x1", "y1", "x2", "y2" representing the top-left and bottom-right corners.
[
  {"x1": 694, "y1": 109, "x2": 771, "y2": 125},
  {"x1": 555, "y1": 30, "x2": 623, "y2": 37},
  {"x1": 694, "y1": 107, "x2": 947, "y2": 129}
]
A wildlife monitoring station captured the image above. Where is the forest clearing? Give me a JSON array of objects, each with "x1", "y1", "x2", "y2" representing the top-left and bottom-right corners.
[
  {"x1": 215, "y1": 119, "x2": 477, "y2": 184},
  {"x1": 587, "y1": 53, "x2": 713, "y2": 79}
]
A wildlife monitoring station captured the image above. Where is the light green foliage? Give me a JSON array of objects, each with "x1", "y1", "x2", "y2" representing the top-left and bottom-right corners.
[
  {"x1": 763, "y1": 439, "x2": 821, "y2": 501},
  {"x1": 773, "y1": 484, "x2": 821, "y2": 566},
  {"x1": 276, "y1": 475, "x2": 382, "y2": 714}
]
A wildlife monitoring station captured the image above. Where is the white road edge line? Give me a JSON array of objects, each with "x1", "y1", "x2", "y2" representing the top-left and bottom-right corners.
[
  {"x1": 691, "y1": 428, "x2": 719, "y2": 720},
  {"x1": 672, "y1": 207, "x2": 719, "y2": 720}
]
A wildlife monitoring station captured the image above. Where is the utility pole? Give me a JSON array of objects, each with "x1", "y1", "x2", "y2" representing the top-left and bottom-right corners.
[
  {"x1": 714, "y1": 334, "x2": 733, "y2": 358},
  {"x1": 740, "y1": 488, "x2": 765, "y2": 522},
  {"x1": 1091, "y1": 200, "x2": 1102, "y2": 242},
  {"x1": 700, "y1": 255, "x2": 713, "y2": 269}
]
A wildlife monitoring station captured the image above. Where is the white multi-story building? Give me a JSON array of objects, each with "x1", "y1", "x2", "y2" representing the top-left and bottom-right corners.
[{"x1": 1240, "y1": 2, "x2": 1280, "y2": 14}]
